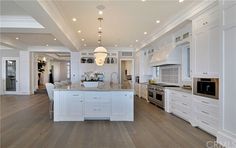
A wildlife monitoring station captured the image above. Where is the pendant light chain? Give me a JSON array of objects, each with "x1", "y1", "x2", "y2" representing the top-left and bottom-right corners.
[{"x1": 98, "y1": 17, "x2": 103, "y2": 46}]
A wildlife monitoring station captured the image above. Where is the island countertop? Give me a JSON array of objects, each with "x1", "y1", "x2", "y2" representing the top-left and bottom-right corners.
[{"x1": 53, "y1": 82, "x2": 134, "y2": 92}]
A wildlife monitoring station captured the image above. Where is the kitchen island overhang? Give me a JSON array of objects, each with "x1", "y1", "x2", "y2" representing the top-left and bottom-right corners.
[{"x1": 53, "y1": 83, "x2": 134, "y2": 122}]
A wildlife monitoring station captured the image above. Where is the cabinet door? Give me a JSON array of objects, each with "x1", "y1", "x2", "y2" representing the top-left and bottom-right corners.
[
  {"x1": 208, "y1": 26, "x2": 220, "y2": 75},
  {"x1": 111, "y1": 92, "x2": 133, "y2": 121},
  {"x1": 64, "y1": 92, "x2": 84, "y2": 116},
  {"x1": 194, "y1": 31, "x2": 209, "y2": 75}
]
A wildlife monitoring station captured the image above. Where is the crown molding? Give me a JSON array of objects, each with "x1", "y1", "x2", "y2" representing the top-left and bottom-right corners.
[
  {"x1": 136, "y1": 0, "x2": 217, "y2": 51},
  {"x1": 0, "y1": 15, "x2": 44, "y2": 28}
]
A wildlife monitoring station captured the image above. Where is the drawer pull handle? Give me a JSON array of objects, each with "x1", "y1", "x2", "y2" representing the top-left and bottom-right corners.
[
  {"x1": 201, "y1": 111, "x2": 209, "y2": 115},
  {"x1": 201, "y1": 120, "x2": 209, "y2": 125},
  {"x1": 73, "y1": 95, "x2": 79, "y2": 96},
  {"x1": 182, "y1": 111, "x2": 187, "y2": 114},
  {"x1": 201, "y1": 101, "x2": 209, "y2": 104},
  {"x1": 182, "y1": 103, "x2": 187, "y2": 106}
]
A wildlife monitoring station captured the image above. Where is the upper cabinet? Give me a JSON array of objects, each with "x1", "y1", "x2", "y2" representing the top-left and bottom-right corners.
[{"x1": 192, "y1": 6, "x2": 220, "y2": 77}]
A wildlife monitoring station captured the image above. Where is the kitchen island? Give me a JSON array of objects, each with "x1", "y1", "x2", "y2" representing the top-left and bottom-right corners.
[{"x1": 53, "y1": 83, "x2": 134, "y2": 122}]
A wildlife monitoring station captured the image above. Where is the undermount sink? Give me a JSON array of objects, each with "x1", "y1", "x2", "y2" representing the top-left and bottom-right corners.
[{"x1": 83, "y1": 81, "x2": 99, "y2": 87}]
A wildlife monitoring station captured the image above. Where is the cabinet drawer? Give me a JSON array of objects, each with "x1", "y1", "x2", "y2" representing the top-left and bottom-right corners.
[
  {"x1": 196, "y1": 112, "x2": 218, "y2": 129},
  {"x1": 85, "y1": 93, "x2": 110, "y2": 103},
  {"x1": 193, "y1": 95, "x2": 218, "y2": 106},
  {"x1": 63, "y1": 91, "x2": 82, "y2": 98},
  {"x1": 171, "y1": 103, "x2": 191, "y2": 115},
  {"x1": 84, "y1": 103, "x2": 110, "y2": 116},
  {"x1": 196, "y1": 102, "x2": 218, "y2": 117},
  {"x1": 171, "y1": 106, "x2": 191, "y2": 121}
]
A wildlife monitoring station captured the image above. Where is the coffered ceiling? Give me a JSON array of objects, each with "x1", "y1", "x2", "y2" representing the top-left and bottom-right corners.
[{"x1": 0, "y1": 0, "x2": 206, "y2": 51}]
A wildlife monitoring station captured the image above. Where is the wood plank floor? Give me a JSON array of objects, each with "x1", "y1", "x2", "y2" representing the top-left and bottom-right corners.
[{"x1": 0, "y1": 94, "x2": 215, "y2": 148}]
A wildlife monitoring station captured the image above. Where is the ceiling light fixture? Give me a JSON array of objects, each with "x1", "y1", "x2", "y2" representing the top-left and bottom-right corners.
[
  {"x1": 115, "y1": 44, "x2": 118, "y2": 47},
  {"x1": 16, "y1": 37, "x2": 19, "y2": 40},
  {"x1": 156, "y1": 20, "x2": 160, "y2": 23},
  {"x1": 72, "y1": 18, "x2": 77, "y2": 22},
  {"x1": 84, "y1": 44, "x2": 87, "y2": 47},
  {"x1": 98, "y1": 27, "x2": 102, "y2": 30},
  {"x1": 141, "y1": 0, "x2": 146, "y2": 2},
  {"x1": 144, "y1": 32, "x2": 147, "y2": 35},
  {"x1": 54, "y1": 38, "x2": 57, "y2": 41},
  {"x1": 46, "y1": 44, "x2": 49, "y2": 46},
  {"x1": 136, "y1": 40, "x2": 139, "y2": 42},
  {"x1": 179, "y1": 0, "x2": 184, "y2": 3},
  {"x1": 81, "y1": 38, "x2": 85, "y2": 41},
  {"x1": 99, "y1": 10, "x2": 103, "y2": 15},
  {"x1": 94, "y1": 17, "x2": 107, "y2": 66},
  {"x1": 77, "y1": 30, "x2": 81, "y2": 33}
]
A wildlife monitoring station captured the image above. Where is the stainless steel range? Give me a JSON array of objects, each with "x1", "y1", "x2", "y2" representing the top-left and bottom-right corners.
[{"x1": 148, "y1": 83, "x2": 179, "y2": 109}]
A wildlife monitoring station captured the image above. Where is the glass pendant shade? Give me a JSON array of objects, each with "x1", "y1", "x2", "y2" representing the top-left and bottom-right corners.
[
  {"x1": 94, "y1": 46, "x2": 107, "y2": 61},
  {"x1": 95, "y1": 57, "x2": 105, "y2": 66}
]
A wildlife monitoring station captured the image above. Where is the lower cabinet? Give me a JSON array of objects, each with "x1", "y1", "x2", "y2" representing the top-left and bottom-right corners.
[
  {"x1": 166, "y1": 89, "x2": 219, "y2": 136},
  {"x1": 168, "y1": 90, "x2": 193, "y2": 123},
  {"x1": 54, "y1": 91, "x2": 84, "y2": 121},
  {"x1": 54, "y1": 91, "x2": 134, "y2": 121},
  {"x1": 111, "y1": 92, "x2": 134, "y2": 121},
  {"x1": 193, "y1": 95, "x2": 219, "y2": 136},
  {"x1": 140, "y1": 84, "x2": 148, "y2": 101}
]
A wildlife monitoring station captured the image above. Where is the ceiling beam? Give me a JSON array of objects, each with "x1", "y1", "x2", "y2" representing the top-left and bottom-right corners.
[{"x1": 14, "y1": 0, "x2": 81, "y2": 52}]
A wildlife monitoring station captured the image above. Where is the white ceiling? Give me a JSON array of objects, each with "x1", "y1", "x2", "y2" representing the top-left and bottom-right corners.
[{"x1": 0, "y1": 0, "x2": 203, "y2": 51}]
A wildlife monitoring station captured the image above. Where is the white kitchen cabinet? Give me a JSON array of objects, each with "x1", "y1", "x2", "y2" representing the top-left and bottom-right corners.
[
  {"x1": 84, "y1": 92, "x2": 111, "y2": 118},
  {"x1": 111, "y1": 92, "x2": 134, "y2": 121},
  {"x1": 192, "y1": 95, "x2": 219, "y2": 136},
  {"x1": 54, "y1": 91, "x2": 84, "y2": 121},
  {"x1": 134, "y1": 83, "x2": 140, "y2": 96},
  {"x1": 167, "y1": 89, "x2": 193, "y2": 124},
  {"x1": 54, "y1": 90, "x2": 134, "y2": 121},
  {"x1": 140, "y1": 83, "x2": 148, "y2": 102},
  {"x1": 134, "y1": 52, "x2": 140, "y2": 76},
  {"x1": 192, "y1": 7, "x2": 220, "y2": 77}
]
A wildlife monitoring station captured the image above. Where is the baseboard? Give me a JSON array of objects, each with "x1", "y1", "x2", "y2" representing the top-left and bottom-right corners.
[{"x1": 217, "y1": 130, "x2": 236, "y2": 148}]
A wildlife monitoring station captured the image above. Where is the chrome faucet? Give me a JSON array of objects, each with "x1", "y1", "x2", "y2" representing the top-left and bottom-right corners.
[{"x1": 110, "y1": 72, "x2": 118, "y2": 84}]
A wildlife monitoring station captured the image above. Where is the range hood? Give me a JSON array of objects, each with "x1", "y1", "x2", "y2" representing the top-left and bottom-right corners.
[{"x1": 150, "y1": 43, "x2": 181, "y2": 66}]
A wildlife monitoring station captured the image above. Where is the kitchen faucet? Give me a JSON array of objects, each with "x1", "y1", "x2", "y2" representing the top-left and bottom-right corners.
[{"x1": 110, "y1": 72, "x2": 118, "y2": 84}]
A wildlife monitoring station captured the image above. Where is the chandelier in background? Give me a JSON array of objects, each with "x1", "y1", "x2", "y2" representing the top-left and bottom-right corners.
[{"x1": 94, "y1": 17, "x2": 107, "y2": 66}]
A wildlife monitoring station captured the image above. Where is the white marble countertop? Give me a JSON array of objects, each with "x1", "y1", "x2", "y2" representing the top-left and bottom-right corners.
[
  {"x1": 54, "y1": 82, "x2": 134, "y2": 92},
  {"x1": 166, "y1": 87, "x2": 192, "y2": 94}
]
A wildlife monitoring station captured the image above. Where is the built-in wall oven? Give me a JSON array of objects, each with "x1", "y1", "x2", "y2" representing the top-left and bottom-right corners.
[{"x1": 193, "y1": 78, "x2": 219, "y2": 99}]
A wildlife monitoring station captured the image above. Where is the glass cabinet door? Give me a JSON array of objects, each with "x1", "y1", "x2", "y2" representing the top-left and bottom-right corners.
[{"x1": 5, "y1": 60, "x2": 17, "y2": 91}]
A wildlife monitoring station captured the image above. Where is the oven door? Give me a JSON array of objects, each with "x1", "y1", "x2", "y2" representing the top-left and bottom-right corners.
[
  {"x1": 148, "y1": 89, "x2": 155, "y2": 99},
  {"x1": 154, "y1": 91, "x2": 165, "y2": 108}
]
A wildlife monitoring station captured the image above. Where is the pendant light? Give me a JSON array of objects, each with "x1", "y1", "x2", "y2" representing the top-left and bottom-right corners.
[{"x1": 94, "y1": 17, "x2": 107, "y2": 66}]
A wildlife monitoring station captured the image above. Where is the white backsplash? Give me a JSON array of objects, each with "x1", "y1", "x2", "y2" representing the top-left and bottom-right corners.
[{"x1": 160, "y1": 65, "x2": 180, "y2": 84}]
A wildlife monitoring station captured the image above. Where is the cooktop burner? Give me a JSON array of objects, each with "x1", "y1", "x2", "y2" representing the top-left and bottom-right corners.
[{"x1": 149, "y1": 83, "x2": 179, "y2": 87}]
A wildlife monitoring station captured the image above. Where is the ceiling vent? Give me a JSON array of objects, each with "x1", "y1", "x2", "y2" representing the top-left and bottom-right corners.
[{"x1": 121, "y1": 51, "x2": 133, "y2": 57}]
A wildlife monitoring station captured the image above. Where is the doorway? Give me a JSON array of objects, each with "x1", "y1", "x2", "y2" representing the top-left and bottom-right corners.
[
  {"x1": 120, "y1": 59, "x2": 134, "y2": 86},
  {"x1": 2, "y1": 57, "x2": 19, "y2": 94}
]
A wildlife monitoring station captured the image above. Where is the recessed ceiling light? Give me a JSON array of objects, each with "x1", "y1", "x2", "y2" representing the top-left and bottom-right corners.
[
  {"x1": 179, "y1": 0, "x2": 184, "y2": 3},
  {"x1": 54, "y1": 38, "x2": 57, "y2": 41},
  {"x1": 141, "y1": 0, "x2": 146, "y2": 2},
  {"x1": 77, "y1": 30, "x2": 81, "y2": 33},
  {"x1": 46, "y1": 44, "x2": 49, "y2": 46},
  {"x1": 136, "y1": 40, "x2": 138, "y2": 42},
  {"x1": 81, "y1": 38, "x2": 85, "y2": 41},
  {"x1": 115, "y1": 44, "x2": 118, "y2": 47},
  {"x1": 84, "y1": 44, "x2": 87, "y2": 47},
  {"x1": 72, "y1": 18, "x2": 77, "y2": 22},
  {"x1": 156, "y1": 20, "x2": 160, "y2": 23},
  {"x1": 144, "y1": 32, "x2": 147, "y2": 35},
  {"x1": 15, "y1": 37, "x2": 19, "y2": 40},
  {"x1": 98, "y1": 34, "x2": 101, "y2": 37},
  {"x1": 98, "y1": 27, "x2": 102, "y2": 30},
  {"x1": 99, "y1": 10, "x2": 103, "y2": 15}
]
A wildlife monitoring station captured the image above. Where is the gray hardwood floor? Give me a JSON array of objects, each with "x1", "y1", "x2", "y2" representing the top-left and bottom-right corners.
[{"x1": 0, "y1": 94, "x2": 215, "y2": 148}]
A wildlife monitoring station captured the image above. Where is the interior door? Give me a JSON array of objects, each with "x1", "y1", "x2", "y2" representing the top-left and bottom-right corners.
[{"x1": 2, "y1": 57, "x2": 19, "y2": 94}]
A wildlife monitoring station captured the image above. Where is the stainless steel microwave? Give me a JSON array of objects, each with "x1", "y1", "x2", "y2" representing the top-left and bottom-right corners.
[{"x1": 193, "y1": 78, "x2": 219, "y2": 99}]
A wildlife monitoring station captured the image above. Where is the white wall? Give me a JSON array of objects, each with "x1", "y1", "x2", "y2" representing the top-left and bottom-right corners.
[
  {"x1": 0, "y1": 49, "x2": 19, "y2": 95},
  {"x1": 71, "y1": 52, "x2": 80, "y2": 83},
  {"x1": 51, "y1": 61, "x2": 68, "y2": 82},
  {"x1": 59, "y1": 62, "x2": 68, "y2": 81},
  {"x1": 19, "y1": 51, "x2": 31, "y2": 94}
]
